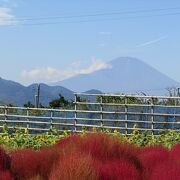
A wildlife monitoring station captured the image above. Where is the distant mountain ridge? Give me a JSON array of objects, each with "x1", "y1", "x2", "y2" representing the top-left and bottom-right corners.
[
  {"x1": 54, "y1": 57, "x2": 179, "y2": 95},
  {"x1": 0, "y1": 78, "x2": 74, "y2": 106},
  {"x1": 0, "y1": 78, "x2": 102, "y2": 106}
]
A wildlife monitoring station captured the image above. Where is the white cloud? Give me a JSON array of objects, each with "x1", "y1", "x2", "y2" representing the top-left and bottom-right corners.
[
  {"x1": 136, "y1": 36, "x2": 167, "y2": 48},
  {"x1": 98, "y1": 43, "x2": 108, "y2": 47},
  {"x1": 21, "y1": 58, "x2": 112, "y2": 83},
  {"x1": 79, "y1": 58, "x2": 111, "y2": 74},
  {"x1": 70, "y1": 60, "x2": 82, "y2": 69},
  {"x1": 99, "y1": 31, "x2": 112, "y2": 35},
  {"x1": 0, "y1": 7, "x2": 16, "y2": 26},
  {"x1": 22, "y1": 67, "x2": 74, "y2": 82}
]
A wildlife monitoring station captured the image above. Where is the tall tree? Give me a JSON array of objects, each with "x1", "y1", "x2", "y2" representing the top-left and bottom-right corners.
[{"x1": 49, "y1": 94, "x2": 69, "y2": 108}]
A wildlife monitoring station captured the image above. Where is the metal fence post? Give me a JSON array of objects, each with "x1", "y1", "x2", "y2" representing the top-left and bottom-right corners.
[
  {"x1": 50, "y1": 110, "x2": 53, "y2": 131},
  {"x1": 26, "y1": 108, "x2": 29, "y2": 133},
  {"x1": 4, "y1": 105, "x2": 7, "y2": 125},
  {"x1": 100, "y1": 96, "x2": 104, "y2": 131},
  {"x1": 151, "y1": 98, "x2": 154, "y2": 135},
  {"x1": 74, "y1": 94, "x2": 77, "y2": 132},
  {"x1": 125, "y1": 96, "x2": 128, "y2": 135}
]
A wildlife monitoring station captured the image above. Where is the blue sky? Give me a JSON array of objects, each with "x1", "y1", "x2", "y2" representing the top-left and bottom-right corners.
[{"x1": 0, "y1": 0, "x2": 180, "y2": 85}]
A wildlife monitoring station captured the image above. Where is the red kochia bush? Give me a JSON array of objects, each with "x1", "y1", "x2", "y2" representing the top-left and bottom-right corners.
[
  {"x1": 54, "y1": 134, "x2": 83, "y2": 157},
  {"x1": 95, "y1": 159, "x2": 141, "y2": 180},
  {"x1": 150, "y1": 160, "x2": 180, "y2": 180},
  {"x1": 5, "y1": 133, "x2": 180, "y2": 179},
  {"x1": 49, "y1": 151, "x2": 99, "y2": 180},
  {"x1": 37, "y1": 146, "x2": 61, "y2": 180},
  {"x1": 139, "y1": 145, "x2": 169, "y2": 180},
  {"x1": 0, "y1": 170, "x2": 14, "y2": 180},
  {"x1": 53, "y1": 133, "x2": 143, "y2": 180},
  {"x1": 78, "y1": 133, "x2": 138, "y2": 160},
  {"x1": 170, "y1": 143, "x2": 180, "y2": 164},
  {"x1": 11, "y1": 148, "x2": 38, "y2": 180},
  {"x1": 56, "y1": 134, "x2": 82, "y2": 147},
  {"x1": 78, "y1": 133, "x2": 143, "y2": 172},
  {"x1": 0, "y1": 147, "x2": 11, "y2": 171}
]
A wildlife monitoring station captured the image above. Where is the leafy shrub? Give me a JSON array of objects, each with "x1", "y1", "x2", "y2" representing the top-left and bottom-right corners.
[
  {"x1": 50, "y1": 151, "x2": 99, "y2": 180},
  {"x1": 139, "y1": 145, "x2": 169, "y2": 179},
  {"x1": 56, "y1": 134, "x2": 82, "y2": 149},
  {"x1": 150, "y1": 160, "x2": 180, "y2": 180},
  {"x1": 170, "y1": 143, "x2": 180, "y2": 165},
  {"x1": 94, "y1": 159, "x2": 141, "y2": 180},
  {"x1": 78, "y1": 133, "x2": 142, "y2": 171},
  {"x1": 0, "y1": 170, "x2": 13, "y2": 180},
  {"x1": 0, "y1": 147, "x2": 11, "y2": 171},
  {"x1": 55, "y1": 133, "x2": 143, "y2": 180},
  {"x1": 11, "y1": 148, "x2": 38, "y2": 180},
  {"x1": 0, "y1": 132, "x2": 180, "y2": 179},
  {"x1": 37, "y1": 146, "x2": 61, "y2": 180}
]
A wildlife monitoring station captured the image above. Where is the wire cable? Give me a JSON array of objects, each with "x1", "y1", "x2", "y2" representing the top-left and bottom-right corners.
[
  {"x1": 1, "y1": 6, "x2": 180, "y2": 21},
  {"x1": 2, "y1": 11, "x2": 180, "y2": 27},
  {"x1": 1, "y1": 7, "x2": 180, "y2": 27}
]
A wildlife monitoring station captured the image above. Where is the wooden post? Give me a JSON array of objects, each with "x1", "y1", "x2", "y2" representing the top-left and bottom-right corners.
[
  {"x1": 151, "y1": 98, "x2": 154, "y2": 135},
  {"x1": 74, "y1": 94, "x2": 77, "y2": 132},
  {"x1": 125, "y1": 96, "x2": 128, "y2": 135},
  {"x1": 50, "y1": 110, "x2": 53, "y2": 131},
  {"x1": 26, "y1": 108, "x2": 29, "y2": 133},
  {"x1": 100, "y1": 96, "x2": 103, "y2": 131},
  {"x1": 4, "y1": 105, "x2": 7, "y2": 125}
]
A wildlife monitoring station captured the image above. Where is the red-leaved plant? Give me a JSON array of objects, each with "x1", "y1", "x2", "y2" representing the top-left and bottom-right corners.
[
  {"x1": 150, "y1": 160, "x2": 180, "y2": 180},
  {"x1": 11, "y1": 148, "x2": 38, "y2": 180},
  {"x1": 0, "y1": 170, "x2": 14, "y2": 180},
  {"x1": 0, "y1": 147, "x2": 11, "y2": 171},
  {"x1": 139, "y1": 145, "x2": 169, "y2": 180},
  {"x1": 50, "y1": 150, "x2": 99, "y2": 180},
  {"x1": 37, "y1": 146, "x2": 61, "y2": 180},
  {"x1": 78, "y1": 133, "x2": 143, "y2": 172},
  {"x1": 170, "y1": 143, "x2": 180, "y2": 165},
  {"x1": 95, "y1": 159, "x2": 141, "y2": 180}
]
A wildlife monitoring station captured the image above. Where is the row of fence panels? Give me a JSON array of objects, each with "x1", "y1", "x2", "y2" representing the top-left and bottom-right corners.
[{"x1": 0, "y1": 93, "x2": 179, "y2": 134}]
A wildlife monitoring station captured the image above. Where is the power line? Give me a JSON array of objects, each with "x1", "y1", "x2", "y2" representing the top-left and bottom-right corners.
[
  {"x1": 1, "y1": 7, "x2": 180, "y2": 27},
  {"x1": 1, "y1": 6, "x2": 180, "y2": 21},
  {"x1": 3, "y1": 11, "x2": 180, "y2": 27}
]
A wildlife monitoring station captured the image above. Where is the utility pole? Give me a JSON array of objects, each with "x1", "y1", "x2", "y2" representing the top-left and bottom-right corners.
[
  {"x1": 177, "y1": 87, "x2": 180, "y2": 97},
  {"x1": 35, "y1": 84, "x2": 40, "y2": 108}
]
